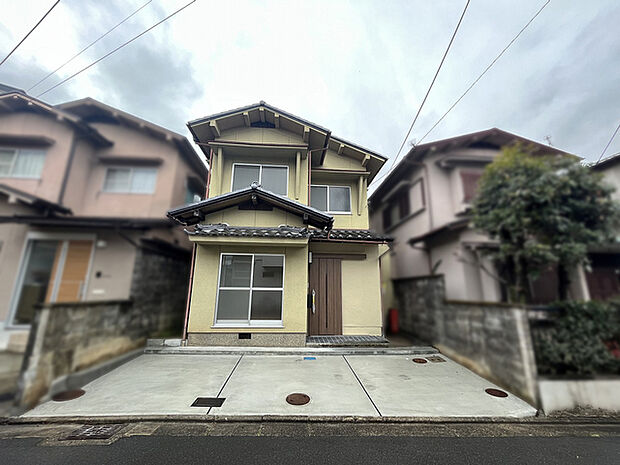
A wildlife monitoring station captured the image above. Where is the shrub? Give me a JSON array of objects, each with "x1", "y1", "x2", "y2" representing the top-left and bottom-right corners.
[{"x1": 532, "y1": 300, "x2": 620, "y2": 376}]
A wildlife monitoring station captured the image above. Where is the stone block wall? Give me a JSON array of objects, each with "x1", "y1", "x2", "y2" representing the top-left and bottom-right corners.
[{"x1": 394, "y1": 275, "x2": 538, "y2": 404}]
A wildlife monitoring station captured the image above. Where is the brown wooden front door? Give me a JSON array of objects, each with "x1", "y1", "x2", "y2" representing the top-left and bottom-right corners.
[{"x1": 308, "y1": 257, "x2": 342, "y2": 335}]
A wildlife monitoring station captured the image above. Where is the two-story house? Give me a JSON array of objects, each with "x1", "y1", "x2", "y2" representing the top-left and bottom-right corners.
[
  {"x1": 167, "y1": 102, "x2": 390, "y2": 347},
  {"x1": 369, "y1": 128, "x2": 590, "y2": 307},
  {"x1": 0, "y1": 88, "x2": 206, "y2": 351}
]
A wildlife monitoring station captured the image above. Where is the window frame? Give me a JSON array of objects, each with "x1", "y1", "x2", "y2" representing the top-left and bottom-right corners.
[
  {"x1": 0, "y1": 147, "x2": 46, "y2": 179},
  {"x1": 231, "y1": 163, "x2": 289, "y2": 195},
  {"x1": 214, "y1": 252, "x2": 285, "y2": 327},
  {"x1": 310, "y1": 184, "x2": 352, "y2": 214},
  {"x1": 102, "y1": 166, "x2": 158, "y2": 194}
]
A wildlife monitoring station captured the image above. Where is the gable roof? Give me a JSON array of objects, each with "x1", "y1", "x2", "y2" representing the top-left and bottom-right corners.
[
  {"x1": 167, "y1": 183, "x2": 334, "y2": 229},
  {"x1": 57, "y1": 97, "x2": 206, "y2": 177},
  {"x1": 370, "y1": 127, "x2": 577, "y2": 201},
  {"x1": 593, "y1": 152, "x2": 620, "y2": 170},
  {"x1": 187, "y1": 101, "x2": 387, "y2": 182}
]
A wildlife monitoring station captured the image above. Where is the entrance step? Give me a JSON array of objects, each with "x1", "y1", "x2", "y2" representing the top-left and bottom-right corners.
[
  {"x1": 144, "y1": 345, "x2": 438, "y2": 356},
  {"x1": 306, "y1": 335, "x2": 389, "y2": 347}
]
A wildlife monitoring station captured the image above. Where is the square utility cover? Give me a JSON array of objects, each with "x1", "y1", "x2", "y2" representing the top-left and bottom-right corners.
[{"x1": 191, "y1": 397, "x2": 226, "y2": 407}]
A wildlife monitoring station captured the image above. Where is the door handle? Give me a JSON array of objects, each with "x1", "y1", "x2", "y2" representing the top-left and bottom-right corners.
[{"x1": 311, "y1": 289, "x2": 316, "y2": 314}]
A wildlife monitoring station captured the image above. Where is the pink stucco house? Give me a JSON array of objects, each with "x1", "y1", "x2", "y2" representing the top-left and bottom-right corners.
[{"x1": 0, "y1": 85, "x2": 207, "y2": 352}]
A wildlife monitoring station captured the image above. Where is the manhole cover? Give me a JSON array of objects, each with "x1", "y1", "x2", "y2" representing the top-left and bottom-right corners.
[
  {"x1": 52, "y1": 389, "x2": 85, "y2": 401},
  {"x1": 412, "y1": 358, "x2": 428, "y2": 364},
  {"x1": 62, "y1": 424, "x2": 124, "y2": 441},
  {"x1": 191, "y1": 397, "x2": 225, "y2": 407},
  {"x1": 286, "y1": 393, "x2": 310, "y2": 405},
  {"x1": 485, "y1": 388, "x2": 508, "y2": 398}
]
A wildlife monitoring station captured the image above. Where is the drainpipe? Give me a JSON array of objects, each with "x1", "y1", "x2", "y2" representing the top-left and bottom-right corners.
[
  {"x1": 205, "y1": 148, "x2": 214, "y2": 200},
  {"x1": 57, "y1": 133, "x2": 80, "y2": 207},
  {"x1": 182, "y1": 243, "x2": 196, "y2": 344}
]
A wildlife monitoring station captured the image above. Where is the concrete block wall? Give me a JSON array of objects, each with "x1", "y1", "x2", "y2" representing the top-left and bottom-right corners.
[{"x1": 394, "y1": 275, "x2": 538, "y2": 404}]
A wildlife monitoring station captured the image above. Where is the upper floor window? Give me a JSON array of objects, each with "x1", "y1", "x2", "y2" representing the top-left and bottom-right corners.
[
  {"x1": 232, "y1": 163, "x2": 288, "y2": 195},
  {"x1": 185, "y1": 176, "x2": 204, "y2": 204},
  {"x1": 310, "y1": 185, "x2": 351, "y2": 214},
  {"x1": 0, "y1": 148, "x2": 46, "y2": 179},
  {"x1": 103, "y1": 167, "x2": 157, "y2": 194},
  {"x1": 461, "y1": 170, "x2": 482, "y2": 203}
]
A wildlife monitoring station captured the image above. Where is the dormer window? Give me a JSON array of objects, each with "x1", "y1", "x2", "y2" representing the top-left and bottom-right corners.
[
  {"x1": 0, "y1": 148, "x2": 46, "y2": 179},
  {"x1": 232, "y1": 163, "x2": 288, "y2": 195},
  {"x1": 103, "y1": 167, "x2": 158, "y2": 194}
]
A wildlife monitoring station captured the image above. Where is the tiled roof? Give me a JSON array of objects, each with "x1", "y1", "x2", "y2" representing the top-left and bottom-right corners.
[
  {"x1": 309, "y1": 229, "x2": 392, "y2": 242},
  {"x1": 189, "y1": 224, "x2": 309, "y2": 239},
  {"x1": 188, "y1": 223, "x2": 392, "y2": 242}
]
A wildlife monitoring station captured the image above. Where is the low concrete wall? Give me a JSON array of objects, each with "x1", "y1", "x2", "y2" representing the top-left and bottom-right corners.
[
  {"x1": 539, "y1": 378, "x2": 620, "y2": 413},
  {"x1": 17, "y1": 300, "x2": 146, "y2": 407},
  {"x1": 394, "y1": 275, "x2": 538, "y2": 404}
]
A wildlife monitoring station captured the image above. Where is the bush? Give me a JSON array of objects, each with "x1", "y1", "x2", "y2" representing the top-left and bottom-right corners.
[{"x1": 532, "y1": 300, "x2": 620, "y2": 376}]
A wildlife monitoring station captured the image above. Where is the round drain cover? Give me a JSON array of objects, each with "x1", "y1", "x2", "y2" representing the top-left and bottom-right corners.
[
  {"x1": 485, "y1": 388, "x2": 508, "y2": 398},
  {"x1": 52, "y1": 389, "x2": 85, "y2": 401},
  {"x1": 286, "y1": 393, "x2": 310, "y2": 405},
  {"x1": 412, "y1": 358, "x2": 428, "y2": 364}
]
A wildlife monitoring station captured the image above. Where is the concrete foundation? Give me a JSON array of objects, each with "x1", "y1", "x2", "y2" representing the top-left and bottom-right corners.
[
  {"x1": 538, "y1": 378, "x2": 620, "y2": 413},
  {"x1": 187, "y1": 332, "x2": 306, "y2": 347}
]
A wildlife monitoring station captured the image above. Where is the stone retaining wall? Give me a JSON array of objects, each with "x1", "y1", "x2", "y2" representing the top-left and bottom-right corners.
[{"x1": 394, "y1": 275, "x2": 538, "y2": 403}]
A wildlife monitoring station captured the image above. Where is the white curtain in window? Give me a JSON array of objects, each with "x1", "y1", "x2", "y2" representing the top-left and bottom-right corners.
[
  {"x1": 0, "y1": 149, "x2": 14, "y2": 176},
  {"x1": 103, "y1": 168, "x2": 131, "y2": 192},
  {"x1": 10, "y1": 150, "x2": 46, "y2": 178},
  {"x1": 131, "y1": 168, "x2": 157, "y2": 193}
]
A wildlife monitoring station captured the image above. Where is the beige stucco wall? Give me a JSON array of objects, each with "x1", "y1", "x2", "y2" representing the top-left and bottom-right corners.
[
  {"x1": 187, "y1": 241, "x2": 308, "y2": 334},
  {"x1": 310, "y1": 242, "x2": 383, "y2": 336},
  {"x1": 203, "y1": 206, "x2": 305, "y2": 228},
  {"x1": 0, "y1": 113, "x2": 75, "y2": 204}
]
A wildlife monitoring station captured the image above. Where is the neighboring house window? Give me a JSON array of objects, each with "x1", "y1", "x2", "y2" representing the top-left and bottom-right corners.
[
  {"x1": 185, "y1": 176, "x2": 203, "y2": 204},
  {"x1": 232, "y1": 163, "x2": 288, "y2": 195},
  {"x1": 310, "y1": 185, "x2": 351, "y2": 213},
  {"x1": 103, "y1": 167, "x2": 158, "y2": 194},
  {"x1": 0, "y1": 148, "x2": 46, "y2": 178},
  {"x1": 216, "y1": 254, "x2": 284, "y2": 325},
  {"x1": 461, "y1": 170, "x2": 482, "y2": 203}
]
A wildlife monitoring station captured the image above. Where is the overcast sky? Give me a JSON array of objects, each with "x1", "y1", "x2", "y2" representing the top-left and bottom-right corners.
[{"x1": 1, "y1": 0, "x2": 619, "y2": 184}]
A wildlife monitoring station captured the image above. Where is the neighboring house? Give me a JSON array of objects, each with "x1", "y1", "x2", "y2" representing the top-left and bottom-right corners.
[
  {"x1": 368, "y1": 128, "x2": 591, "y2": 306},
  {"x1": 167, "y1": 101, "x2": 390, "y2": 347},
  {"x1": 590, "y1": 153, "x2": 620, "y2": 300},
  {"x1": 0, "y1": 90, "x2": 207, "y2": 352}
]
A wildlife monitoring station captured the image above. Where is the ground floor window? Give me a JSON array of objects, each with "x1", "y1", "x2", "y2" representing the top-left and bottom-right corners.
[{"x1": 215, "y1": 253, "x2": 284, "y2": 325}]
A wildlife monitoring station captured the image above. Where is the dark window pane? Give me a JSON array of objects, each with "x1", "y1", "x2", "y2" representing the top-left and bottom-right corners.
[
  {"x1": 329, "y1": 186, "x2": 350, "y2": 212},
  {"x1": 253, "y1": 255, "x2": 283, "y2": 287},
  {"x1": 232, "y1": 165, "x2": 260, "y2": 191},
  {"x1": 311, "y1": 186, "x2": 328, "y2": 211},
  {"x1": 14, "y1": 240, "x2": 59, "y2": 325},
  {"x1": 219, "y1": 255, "x2": 252, "y2": 287},
  {"x1": 261, "y1": 166, "x2": 287, "y2": 195},
  {"x1": 398, "y1": 191, "x2": 410, "y2": 219},
  {"x1": 217, "y1": 290, "x2": 250, "y2": 320},
  {"x1": 250, "y1": 290, "x2": 282, "y2": 320},
  {"x1": 461, "y1": 171, "x2": 482, "y2": 203}
]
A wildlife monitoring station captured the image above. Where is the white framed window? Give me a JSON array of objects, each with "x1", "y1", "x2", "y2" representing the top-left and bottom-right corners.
[
  {"x1": 103, "y1": 167, "x2": 158, "y2": 194},
  {"x1": 215, "y1": 253, "x2": 285, "y2": 326},
  {"x1": 310, "y1": 185, "x2": 351, "y2": 214},
  {"x1": 0, "y1": 148, "x2": 46, "y2": 178},
  {"x1": 231, "y1": 163, "x2": 288, "y2": 195}
]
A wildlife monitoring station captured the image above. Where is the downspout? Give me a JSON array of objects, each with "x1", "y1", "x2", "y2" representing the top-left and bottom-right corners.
[
  {"x1": 182, "y1": 242, "x2": 196, "y2": 344},
  {"x1": 57, "y1": 133, "x2": 79, "y2": 207},
  {"x1": 205, "y1": 148, "x2": 214, "y2": 200}
]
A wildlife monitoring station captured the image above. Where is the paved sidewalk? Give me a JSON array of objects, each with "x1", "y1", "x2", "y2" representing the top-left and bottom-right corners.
[{"x1": 21, "y1": 353, "x2": 536, "y2": 419}]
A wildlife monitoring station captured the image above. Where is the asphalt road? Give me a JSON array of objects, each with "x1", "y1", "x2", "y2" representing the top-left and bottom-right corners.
[{"x1": 2, "y1": 435, "x2": 619, "y2": 465}]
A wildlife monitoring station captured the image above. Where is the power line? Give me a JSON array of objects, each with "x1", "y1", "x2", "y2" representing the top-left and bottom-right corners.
[
  {"x1": 0, "y1": 0, "x2": 61, "y2": 68},
  {"x1": 28, "y1": 0, "x2": 153, "y2": 92},
  {"x1": 372, "y1": 0, "x2": 551, "y2": 187},
  {"x1": 36, "y1": 0, "x2": 196, "y2": 98},
  {"x1": 596, "y1": 121, "x2": 620, "y2": 164},
  {"x1": 385, "y1": 0, "x2": 471, "y2": 175}
]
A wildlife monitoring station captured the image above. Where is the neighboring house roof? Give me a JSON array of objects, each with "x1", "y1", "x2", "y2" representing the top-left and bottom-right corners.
[
  {"x1": 408, "y1": 218, "x2": 470, "y2": 245},
  {"x1": 0, "y1": 215, "x2": 172, "y2": 229},
  {"x1": 593, "y1": 152, "x2": 620, "y2": 170},
  {"x1": 57, "y1": 97, "x2": 207, "y2": 177},
  {"x1": 187, "y1": 101, "x2": 386, "y2": 182},
  {"x1": 0, "y1": 92, "x2": 112, "y2": 147},
  {"x1": 370, "y1": 127, "x2": 576, "y2": 202},
  {"x1": 0, "y1": 183, "x2": 72, "y2": 215},
  {"x1": 189, "y1": 223, "x2": 392, "y2": 243},
  {"x1": 167, "y1": 183, "x2": 334, "y2": 229},
  {"x1": 0, "y1": 83, "x2": 26, "y2": 95}
]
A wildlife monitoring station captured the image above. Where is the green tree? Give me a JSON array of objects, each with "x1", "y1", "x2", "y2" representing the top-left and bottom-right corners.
[{"x1": 472, "y1": 145, "x2": 620, "y2": 303}]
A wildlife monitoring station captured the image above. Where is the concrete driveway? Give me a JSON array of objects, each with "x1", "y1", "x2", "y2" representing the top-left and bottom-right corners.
[{"x1": 22, "y1": 353, "x2": 536, "y2": 418}]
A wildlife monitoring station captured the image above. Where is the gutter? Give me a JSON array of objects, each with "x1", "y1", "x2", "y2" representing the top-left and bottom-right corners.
[{"x1": 57, "y1": 133, "x2": 79, "y2": 206}]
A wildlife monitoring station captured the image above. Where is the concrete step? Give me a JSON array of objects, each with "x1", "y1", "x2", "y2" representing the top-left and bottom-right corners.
[{"x1": 144, "y1": 345, "x2": 439, "y2": 356}]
